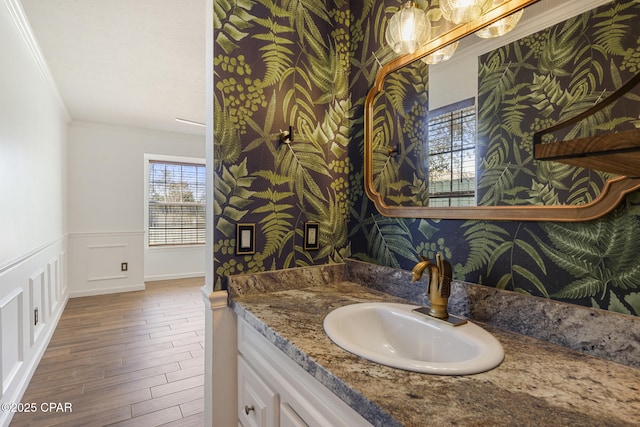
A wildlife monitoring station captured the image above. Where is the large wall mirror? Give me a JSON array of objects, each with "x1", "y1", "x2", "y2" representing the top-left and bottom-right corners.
[{"x1": 364, "y1": 0, "x2": 640, "y2": 221}]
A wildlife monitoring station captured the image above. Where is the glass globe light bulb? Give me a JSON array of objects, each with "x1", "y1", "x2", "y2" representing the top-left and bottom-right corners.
[
  {"x1": 421, "y1": 41, "x2": 459, "y2": 64},
  {"x1": 475, "y1": 8, "x2": 524, "y2": 38},
  {"x1": 440, "y1": 0, "x2": 492, "y2": 25},
  {"x1": 385, "y1": 2, "x2": 431, "y2": 55}
]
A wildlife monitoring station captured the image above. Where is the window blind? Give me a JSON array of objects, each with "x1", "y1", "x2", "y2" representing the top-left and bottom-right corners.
[
  {"x1": 148, "y1": 160, "x2": 206, "y2": 246},
  {"x1": 427, "y1": 101, "x2": 476, "y2": 207}
]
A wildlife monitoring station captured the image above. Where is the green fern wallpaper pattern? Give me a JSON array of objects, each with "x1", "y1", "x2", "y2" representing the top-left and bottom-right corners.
[
  {"x1": 214, "y1": 0, "x2": 640, "y2": 317},
  {"x1": 476, "y1": 1, "x2": 640, "y2": 206},
  {"x1": 213, "y1": 0, "x2": 352, "y2": 288}
]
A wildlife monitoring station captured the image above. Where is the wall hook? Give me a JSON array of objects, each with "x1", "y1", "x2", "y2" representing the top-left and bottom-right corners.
[{"x1": 279, "y1": 125, "x2": 293, "y2": 145}]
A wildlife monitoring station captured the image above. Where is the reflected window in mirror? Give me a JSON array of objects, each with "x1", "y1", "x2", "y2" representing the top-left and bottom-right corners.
[{"x1": 426, "y1": 99, "x2": 476, "y2": 207}]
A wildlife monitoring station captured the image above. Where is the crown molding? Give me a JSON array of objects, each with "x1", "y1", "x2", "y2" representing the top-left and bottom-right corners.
[{"x1": 2, "y1": 0, "x2": 70, "y2": 120}]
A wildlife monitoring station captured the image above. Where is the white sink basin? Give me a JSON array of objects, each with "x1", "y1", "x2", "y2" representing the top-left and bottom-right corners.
[{"x1": 323, "y1": 302, "x2": 504, "y2": 375}]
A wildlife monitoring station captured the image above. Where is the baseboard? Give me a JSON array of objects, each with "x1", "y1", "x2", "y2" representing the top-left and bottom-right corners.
[
  {"x1": 144, "y1": 272, "x2": 205, "y2": 282},
  {"x1": 68, "y1": 283, "x2": 145, "y2": 298}
]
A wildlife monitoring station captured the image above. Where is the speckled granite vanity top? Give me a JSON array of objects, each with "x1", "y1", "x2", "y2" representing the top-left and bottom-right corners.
[{"x1": 227, "y1": 260, "x2": 640, "y2": 426}]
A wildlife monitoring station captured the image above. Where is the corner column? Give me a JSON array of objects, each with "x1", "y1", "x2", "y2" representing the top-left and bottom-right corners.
[{"x1": 202, "y1": 289, "x2": 237, "y2": 426}]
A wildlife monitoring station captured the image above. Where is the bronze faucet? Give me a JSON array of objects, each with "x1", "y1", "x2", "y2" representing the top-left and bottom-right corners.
[{"x1": 411, "y1": 254, "x2": 452, "y2": 320}]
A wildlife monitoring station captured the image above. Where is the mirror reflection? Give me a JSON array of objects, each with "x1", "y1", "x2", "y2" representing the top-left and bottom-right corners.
[{"x1": 371, "y1": 0, "x2": 639, "y2": 210}]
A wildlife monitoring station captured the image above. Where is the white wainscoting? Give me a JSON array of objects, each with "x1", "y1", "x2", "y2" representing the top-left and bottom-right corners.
[
  {"x1": 0, "y1": 289, "x2": 24, "y2": 398},
  {"x1": 47, "y1": 254, "x2": 64, "y2": 317},
  {"x1": 0, "y1": 237, "x2": 67, "y2": 427},
  {"x1": 67, "y1": 231, "x2": 145, "y2": 297},
  {"x1": 144, "y1": 244, "x2": 206, "y2": 282},
  {"x1": 28, "y1": 269, "x2": 45, "y2": 345}
]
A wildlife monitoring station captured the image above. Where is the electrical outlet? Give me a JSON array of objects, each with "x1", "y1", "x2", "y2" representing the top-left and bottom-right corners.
[
  {"x1": 121, "y1": 262, "x2": 128, "y2": 272},
  {"x1": 34, "y1": 308, "x2": 38, "y2": 326}
]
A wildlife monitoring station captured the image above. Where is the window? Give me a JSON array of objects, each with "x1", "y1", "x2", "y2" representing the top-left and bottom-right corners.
[
  {"x1": 426, "y1": 99, "x2": 476, "y2": 207},
  {"x1": 148, "y1": 160, "x2": 206, "y2": 246}
]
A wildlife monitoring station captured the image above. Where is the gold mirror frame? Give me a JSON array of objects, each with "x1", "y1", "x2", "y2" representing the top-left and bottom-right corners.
[{"x1": 364, "y1": 0, "x2": 640, "y2": 222}]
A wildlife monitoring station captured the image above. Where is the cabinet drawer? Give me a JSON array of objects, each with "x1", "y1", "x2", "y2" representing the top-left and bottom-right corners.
[
  {"x1": 280, "y1": 402, "x2": 308, "y2": 427},
  {"x1": 238, "y1": 356, "x2": 278, "y2": 427}
]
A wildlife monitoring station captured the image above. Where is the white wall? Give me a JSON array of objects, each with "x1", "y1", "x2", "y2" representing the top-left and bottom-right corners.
[
  {"x1": 0, "y1": 3, "x2": 68, "y2": 262},
  {"x1": 67, "y1": 122, "x2": 205, "y2": 295},
  {"x1": 0, "y1": 1, "x2": 69, "y2": 425}
]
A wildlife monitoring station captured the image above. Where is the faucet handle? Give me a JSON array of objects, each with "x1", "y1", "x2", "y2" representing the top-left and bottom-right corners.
[{"x1": 411, "y1": 255, "x2": 433, "y2": 282}]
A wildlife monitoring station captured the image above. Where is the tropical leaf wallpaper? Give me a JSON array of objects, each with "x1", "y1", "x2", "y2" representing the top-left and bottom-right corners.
[
  {"x1": 214, "y1": 0, "x2": 640, "y2": 317},
  {"x1": 371, "y1": 60, "x2": 431, "y2": 206},
  {"x1": 213, "y1": 0, "x2": 352, "y2": 287},
  {"x1": 476, "y1": 1, "x2": 640, "y2": 206}
]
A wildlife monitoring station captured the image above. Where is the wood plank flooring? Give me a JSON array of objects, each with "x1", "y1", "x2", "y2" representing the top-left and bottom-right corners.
[{"x1": 10, "y1": 277, "x2": 205, "y2": 427}]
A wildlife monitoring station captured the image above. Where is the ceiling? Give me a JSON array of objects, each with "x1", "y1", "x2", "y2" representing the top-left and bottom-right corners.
[{"x1": 20, "y1": 0, "x2": 206, "y2": 136}]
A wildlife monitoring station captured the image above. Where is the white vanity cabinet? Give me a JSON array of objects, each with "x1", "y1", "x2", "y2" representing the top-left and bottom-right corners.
[{"x1": 237, "y1": 318, "x2": 373, "y2": 427}]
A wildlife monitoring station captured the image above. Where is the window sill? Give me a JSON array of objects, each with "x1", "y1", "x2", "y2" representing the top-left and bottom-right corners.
[{"x1": 146, "y1": 244, "x2": 205, "y2": 251}]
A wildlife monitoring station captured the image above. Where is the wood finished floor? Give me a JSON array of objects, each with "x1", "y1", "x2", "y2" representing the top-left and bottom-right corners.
[{"x1": 10, "y1": 277, "x2": 205, "y2": 427}]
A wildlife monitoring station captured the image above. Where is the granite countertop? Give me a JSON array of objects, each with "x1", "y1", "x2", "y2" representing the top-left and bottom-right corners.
[{"x1": 230, "y1": 280, "x2": 640, "y2": 427}]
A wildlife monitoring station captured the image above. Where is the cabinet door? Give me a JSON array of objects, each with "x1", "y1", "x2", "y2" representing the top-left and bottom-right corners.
[
  {"x1": 237, "y1": 318, "x2": 373, "y2": 427},
  {"x1": 238, "y1": 356, "x2": 278, "y2": 427}
]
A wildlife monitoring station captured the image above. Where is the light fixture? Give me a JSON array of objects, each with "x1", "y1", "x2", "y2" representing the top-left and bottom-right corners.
[
  {"x1": 421, "y1": 41, "x2": 459, "y2": 64},
  {"x1": 439, "y1": 0, "x2": 492, "y2": 25},
  {"x1": 475, "y1": 7, "x2": 524, "y2": 38},
  {"x1": 385, "y1": 2, "x2": 431, "y2": 55}
]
